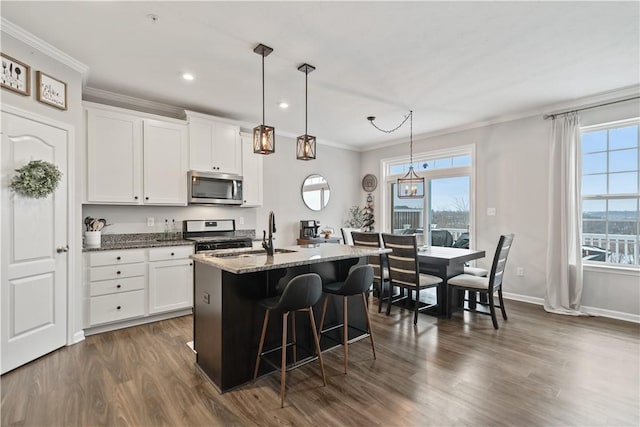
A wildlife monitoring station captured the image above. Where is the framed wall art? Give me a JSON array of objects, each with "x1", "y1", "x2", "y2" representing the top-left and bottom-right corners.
[
  {"x1": 1, "y1": 53, "x2": 31, "y2": 96},
  {"x1": 36, "y1": 71, "x2": 67, "y2": 110}
]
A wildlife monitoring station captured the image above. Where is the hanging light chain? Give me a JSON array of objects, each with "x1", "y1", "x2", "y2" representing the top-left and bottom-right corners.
[{"x1": 367, "y1": 111, "x2": 411, "y2": 133}]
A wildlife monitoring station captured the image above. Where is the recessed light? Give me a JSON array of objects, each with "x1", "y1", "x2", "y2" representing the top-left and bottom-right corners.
[
  {"x1": 279, "y1": 102, "x2": 289, "y2": 109},
  {"x1": 182, "y1": 73, "x2": 194, "y2": 81}
]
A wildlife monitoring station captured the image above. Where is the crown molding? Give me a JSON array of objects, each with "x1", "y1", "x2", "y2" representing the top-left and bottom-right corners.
[
  {"x1": 83, "y1": 87, "x2": 186, "y2": 119},
  {"x1": 0, "y1": 17, "x2": 89, "y2": 81},
  {"x1": 363, "y1": 85, "x2": 640, "y2": 152}
]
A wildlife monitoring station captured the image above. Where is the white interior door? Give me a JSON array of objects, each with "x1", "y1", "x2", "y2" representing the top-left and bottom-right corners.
[{"x1": 1, "y1": 110, "x2": 68, "y2": 374}]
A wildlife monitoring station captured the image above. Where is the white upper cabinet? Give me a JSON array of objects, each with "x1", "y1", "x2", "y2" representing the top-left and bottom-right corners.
[
  {"x1": 186, "y1": 111, "x2": 241, "y2": 175},
  {"x1": 241, "y1": 133, "x2": 263, "y2": 207},
  {"x1": 86, "y1": 108, "x2": 143, "y2": 204},
  {"x1": 85, "y1": 104, "x2": 188, "y2": 205},
  {"x1": 143, "y1": 120, "x2": 188, "y2": 205}
]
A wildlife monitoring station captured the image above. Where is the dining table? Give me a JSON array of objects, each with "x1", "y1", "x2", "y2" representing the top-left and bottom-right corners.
[{"x1": 416, "y1": 246, "x2": 486, "y2": 317}]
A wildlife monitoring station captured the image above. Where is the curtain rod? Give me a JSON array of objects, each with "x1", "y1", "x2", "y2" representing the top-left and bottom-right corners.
[{"x1": 543, "y1": 95, "x2": 640, "y2": 120}]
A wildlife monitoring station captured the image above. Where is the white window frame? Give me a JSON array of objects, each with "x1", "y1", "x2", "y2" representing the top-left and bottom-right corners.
[
  {"x1": 580, "y1": 117, "x2": 640, "y2": 269},
  {"x1": 380, "y1": 144, "x2": 476, "y2": 247}
]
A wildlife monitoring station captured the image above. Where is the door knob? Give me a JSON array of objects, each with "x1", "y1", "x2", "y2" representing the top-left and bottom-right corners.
[{"x1": 56, "y1": 245, "x2": 69, "y2": 253}]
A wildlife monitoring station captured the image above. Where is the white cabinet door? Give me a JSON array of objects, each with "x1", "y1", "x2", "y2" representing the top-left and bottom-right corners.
[
  {"x1": 143, "y1": 120, "x2": 188, "y2": 205},
  {"x1": 187, "y1": 113, "x2": 241, "y2": 174},
  {"x1": 148, "y1": 259, "x2": 193, "y2": 314},
  {"x1": 241, "y1": 135, "x2": 263, "y2": 206},
  {"x1": 86, "y1": 109, "x2": 142, "y2": 204},
  {"x1": 188, "y1": 117, "x2": 215, "y2": 172},
  {"x1": 1, "y1": 109, "x2": 68, "y2": 374},
  {"x1": 214, "y1": 122, "x2": 241, "y2": 175}
]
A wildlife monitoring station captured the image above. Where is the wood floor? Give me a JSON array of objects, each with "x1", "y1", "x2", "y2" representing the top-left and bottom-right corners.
[{"x1": 2, "y1": 299, "x2": 639, "y2": 426}]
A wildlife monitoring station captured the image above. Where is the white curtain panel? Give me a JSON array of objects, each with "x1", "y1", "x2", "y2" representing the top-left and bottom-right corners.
[{"x1": 544, "y1": 113, "x2": 587, "y2": 315}]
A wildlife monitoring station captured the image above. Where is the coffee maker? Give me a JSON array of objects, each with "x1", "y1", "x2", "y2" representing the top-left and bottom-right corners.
[{"x1": 300, "y1": 220, "x2": 320, "y2": 239}]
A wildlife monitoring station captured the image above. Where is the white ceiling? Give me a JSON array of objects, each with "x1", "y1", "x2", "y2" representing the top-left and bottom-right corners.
[{"x1": 2, "y1": 1, "x2": 639, "y2": 149}]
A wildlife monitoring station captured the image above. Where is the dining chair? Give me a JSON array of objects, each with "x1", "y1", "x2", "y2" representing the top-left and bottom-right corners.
[
  {"x1": 351, "y1": 231, "x2": 389, "y2": 313},
  {"x1": 447, "y1": 234, "x2": 515, "y2": 329},
  {"x1": 340, "y1": 227, "x2": 360, "y2": 246},
  {"x1": 381, "y1": 233, "x2": 442, "y2": 324},
  {"x1": 431, "y1": 229, "x2": 454, "y2": 247}
]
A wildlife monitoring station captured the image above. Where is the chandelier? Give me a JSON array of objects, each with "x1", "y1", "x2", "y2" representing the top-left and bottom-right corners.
[{"x1": 367, "y1": 110, "x2": 424, "y2": 198}]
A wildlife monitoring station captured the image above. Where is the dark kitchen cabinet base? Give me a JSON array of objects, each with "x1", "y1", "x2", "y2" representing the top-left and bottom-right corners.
[{"x1": 193, "y1": 258, "x2": 365, "y2": 392}]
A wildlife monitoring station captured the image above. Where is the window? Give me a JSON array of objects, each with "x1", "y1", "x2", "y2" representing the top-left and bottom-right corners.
[
  {"x1": 383, "y1": 147, "x2": 474, "y2": 248},
  {"x1": 581, "y1": 119, "x2": 639, "y2": 266}
]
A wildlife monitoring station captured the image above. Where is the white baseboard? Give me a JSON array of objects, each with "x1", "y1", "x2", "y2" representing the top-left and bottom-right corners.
[
  {"x1": 502, "y1": 292, "x2": 640, "y2": 324},
  {"x1": 83, "y1": 308, "x2": 193, "y2": 336},
  {"x1": 71, "y1": 330, "x2": 85, "y2": 344}
]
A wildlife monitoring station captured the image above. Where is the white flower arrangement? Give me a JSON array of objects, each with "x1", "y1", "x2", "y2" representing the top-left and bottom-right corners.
[{"x1": 10, "y1": 160, "x2": 62, "y2": 199}]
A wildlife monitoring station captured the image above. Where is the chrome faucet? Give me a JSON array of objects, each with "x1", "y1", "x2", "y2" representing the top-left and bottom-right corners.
[{"x1": 262, "y1": 211, "x2": 276, "y2": 256}]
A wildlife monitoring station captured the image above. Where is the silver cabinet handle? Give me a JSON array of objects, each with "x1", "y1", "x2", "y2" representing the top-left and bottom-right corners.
[{"x1": 56, "y1": 245, "x2": 69, "y2": 253}]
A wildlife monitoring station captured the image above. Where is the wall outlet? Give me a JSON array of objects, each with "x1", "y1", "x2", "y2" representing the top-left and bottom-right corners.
[
  {"x1": 239, "y1": 216, "x2": 245, "y2": 225},
  {"x1": 487, "y1": 207, "x2": 496, "y2": 216},
  {"x1": 516, "y1": 267, "x2": 525, "y2": 276},
  {"x1": 147, "y1": 217, "x2": 155, "y2": 227}
]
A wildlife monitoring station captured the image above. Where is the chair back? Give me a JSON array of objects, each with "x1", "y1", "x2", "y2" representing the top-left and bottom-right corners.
[
  {"x1": 431, "y1": 229, "x2": 454, "y2": 247},
  {"x1": 488, "y1": 234, "x2": 515, "y2": 292},
  {"x1": 340, "y1": 265, "x2": 374, "y2": 295},
  {"x1": 351, "y1": 231, "x2": 385, "y2": 284},
  {"x1": 381, "y1": 233, "x2": 419, "y2": 287},
  {"x1": 274, "y1": 273, "x2": 323, "y2": 312},
  {"x1": 452, "y1": 232, "x2": 470, "y2": 248},
  {"x1": 340, "y1": 227, "x2": 359, "y2": 246}
]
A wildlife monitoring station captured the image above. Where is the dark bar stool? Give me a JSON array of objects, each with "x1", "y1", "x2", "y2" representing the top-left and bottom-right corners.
[
  {"x1": 253, "y1": 273, "x2": 326, "y2": 408},
  {"x1": 318, "y1": 265, "x2": 376, "y2": 374}
]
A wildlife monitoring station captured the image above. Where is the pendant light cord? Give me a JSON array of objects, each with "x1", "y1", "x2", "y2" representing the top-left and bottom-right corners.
[
  {"x1": 368, "y1": 111, "x2": 411, "y2": 133},
  {"x1": 262, "y1": 53, "x2": 265, "y2": 125},
  {"x1": 409, "y1": 110, "x2": 413, "y2": 164},
  {"x1": 305, "y1": 70, "x2": 308, "y2": 135}
]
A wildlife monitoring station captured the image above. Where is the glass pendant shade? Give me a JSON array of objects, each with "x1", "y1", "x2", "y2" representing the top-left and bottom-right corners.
[
  {"x1": 253, "y1": 125, "x2": 275, "y2": 154},
  {"x1": 253, "y1": 43, "x2": 275, "y2": 155},
  {"x1": 397, "y1": 166, "x2": 425, "y2": 198},
  {"x1": 296, "y1": 134, "x2": 316, "y2": 160}
]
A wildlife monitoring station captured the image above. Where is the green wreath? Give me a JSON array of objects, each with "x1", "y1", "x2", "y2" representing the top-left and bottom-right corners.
[{"x1": 10, "y1": 160, "x2": 62, "y2": 199}]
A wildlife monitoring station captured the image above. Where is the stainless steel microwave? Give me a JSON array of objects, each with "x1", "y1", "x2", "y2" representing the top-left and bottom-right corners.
[{"x1": 188, "y1": 170, "x2": 243, "y2": 205}]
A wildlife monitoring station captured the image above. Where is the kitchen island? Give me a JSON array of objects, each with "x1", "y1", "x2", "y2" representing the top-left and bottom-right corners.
[{"x1": 192, "y1": 243, "x2": 388, "y2": 392}]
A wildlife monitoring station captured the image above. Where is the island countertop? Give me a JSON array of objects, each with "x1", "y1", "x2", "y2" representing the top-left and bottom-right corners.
[{"x1": 191, "y1": 243, "x2": 389, "y2": 274}]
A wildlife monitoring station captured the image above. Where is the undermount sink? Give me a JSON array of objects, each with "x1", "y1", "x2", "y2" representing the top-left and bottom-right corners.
[{"x1": 209, "y1": 248, "x2": 297, "y2": 258}]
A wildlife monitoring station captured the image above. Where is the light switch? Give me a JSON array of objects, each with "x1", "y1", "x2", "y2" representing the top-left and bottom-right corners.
[
  {"x1": 202, "y1": 292, "x2": 210, "y2": 304},
  {"x1": 487, "y1": 208, "x2": 496, "y2": 216}
]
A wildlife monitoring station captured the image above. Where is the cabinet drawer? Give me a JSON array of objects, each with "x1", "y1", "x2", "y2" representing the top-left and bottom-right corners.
[
  {"x1": 148, "y1": 245, "x2": 194, "y2": 261},
  {"x1": 90, "y1": 276, "x2": 145, "y2": 297},
  {"x1": 89, "y1": 249, "x2": 146, "y2": 266},
  {"x1": 89, "y1": 290, "x2": 145, "y2": 325},
  {"x1": 89, "y1": 263, "x2": 146, "y2": 282}
]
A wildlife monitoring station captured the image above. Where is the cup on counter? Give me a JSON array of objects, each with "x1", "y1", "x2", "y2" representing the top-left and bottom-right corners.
[{"x1": 85, "y1": 230, "x2": 101, "y2": 247}]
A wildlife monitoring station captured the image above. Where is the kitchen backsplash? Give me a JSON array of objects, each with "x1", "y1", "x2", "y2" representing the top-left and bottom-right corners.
[{"x1": 82, "y1": 204, "x2": 258, "y2": 235}]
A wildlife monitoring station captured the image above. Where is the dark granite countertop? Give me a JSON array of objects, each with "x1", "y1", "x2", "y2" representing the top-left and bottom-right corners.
[{"x1": 83, "y1": 233, "x2": 194, "y2": 252}]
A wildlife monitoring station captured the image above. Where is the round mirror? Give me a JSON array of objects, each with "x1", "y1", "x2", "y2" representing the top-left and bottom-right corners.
[{"x1": 301, "y1": 174, "x2": 330, "y2": 211}]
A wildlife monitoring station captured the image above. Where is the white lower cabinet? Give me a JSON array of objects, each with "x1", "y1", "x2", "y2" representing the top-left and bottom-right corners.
[
  {"x1": 148, "y1": 246, "x2": 194, "y2": 314},
  {"x1": 84, "y1": 245, "x2": 194, "y2": 331}
]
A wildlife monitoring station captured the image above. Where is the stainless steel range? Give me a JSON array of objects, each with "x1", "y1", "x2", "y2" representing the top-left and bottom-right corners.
[{"x1": 183, "y1": 219, "x2": 253, "y2": 252}]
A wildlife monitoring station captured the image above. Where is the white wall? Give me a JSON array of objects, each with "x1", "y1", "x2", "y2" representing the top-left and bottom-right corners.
[
  {"x1": 257, "y1": 135, "x2": 362, "y2": 245},
  {"x1": 361, "y1": 100, "x2": 640, "y2": 320}
]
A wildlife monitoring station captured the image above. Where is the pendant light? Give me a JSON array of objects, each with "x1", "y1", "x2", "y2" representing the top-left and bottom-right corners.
[
  {"x1": 367, "y1": 110, "x2": 425, "y2": 198},
  {"x1": 296, "y1": 63, "x2": 316, "y2": 160},
  {"x1": 253, "y1": 43, "x2": 275, "y2": 155}
]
